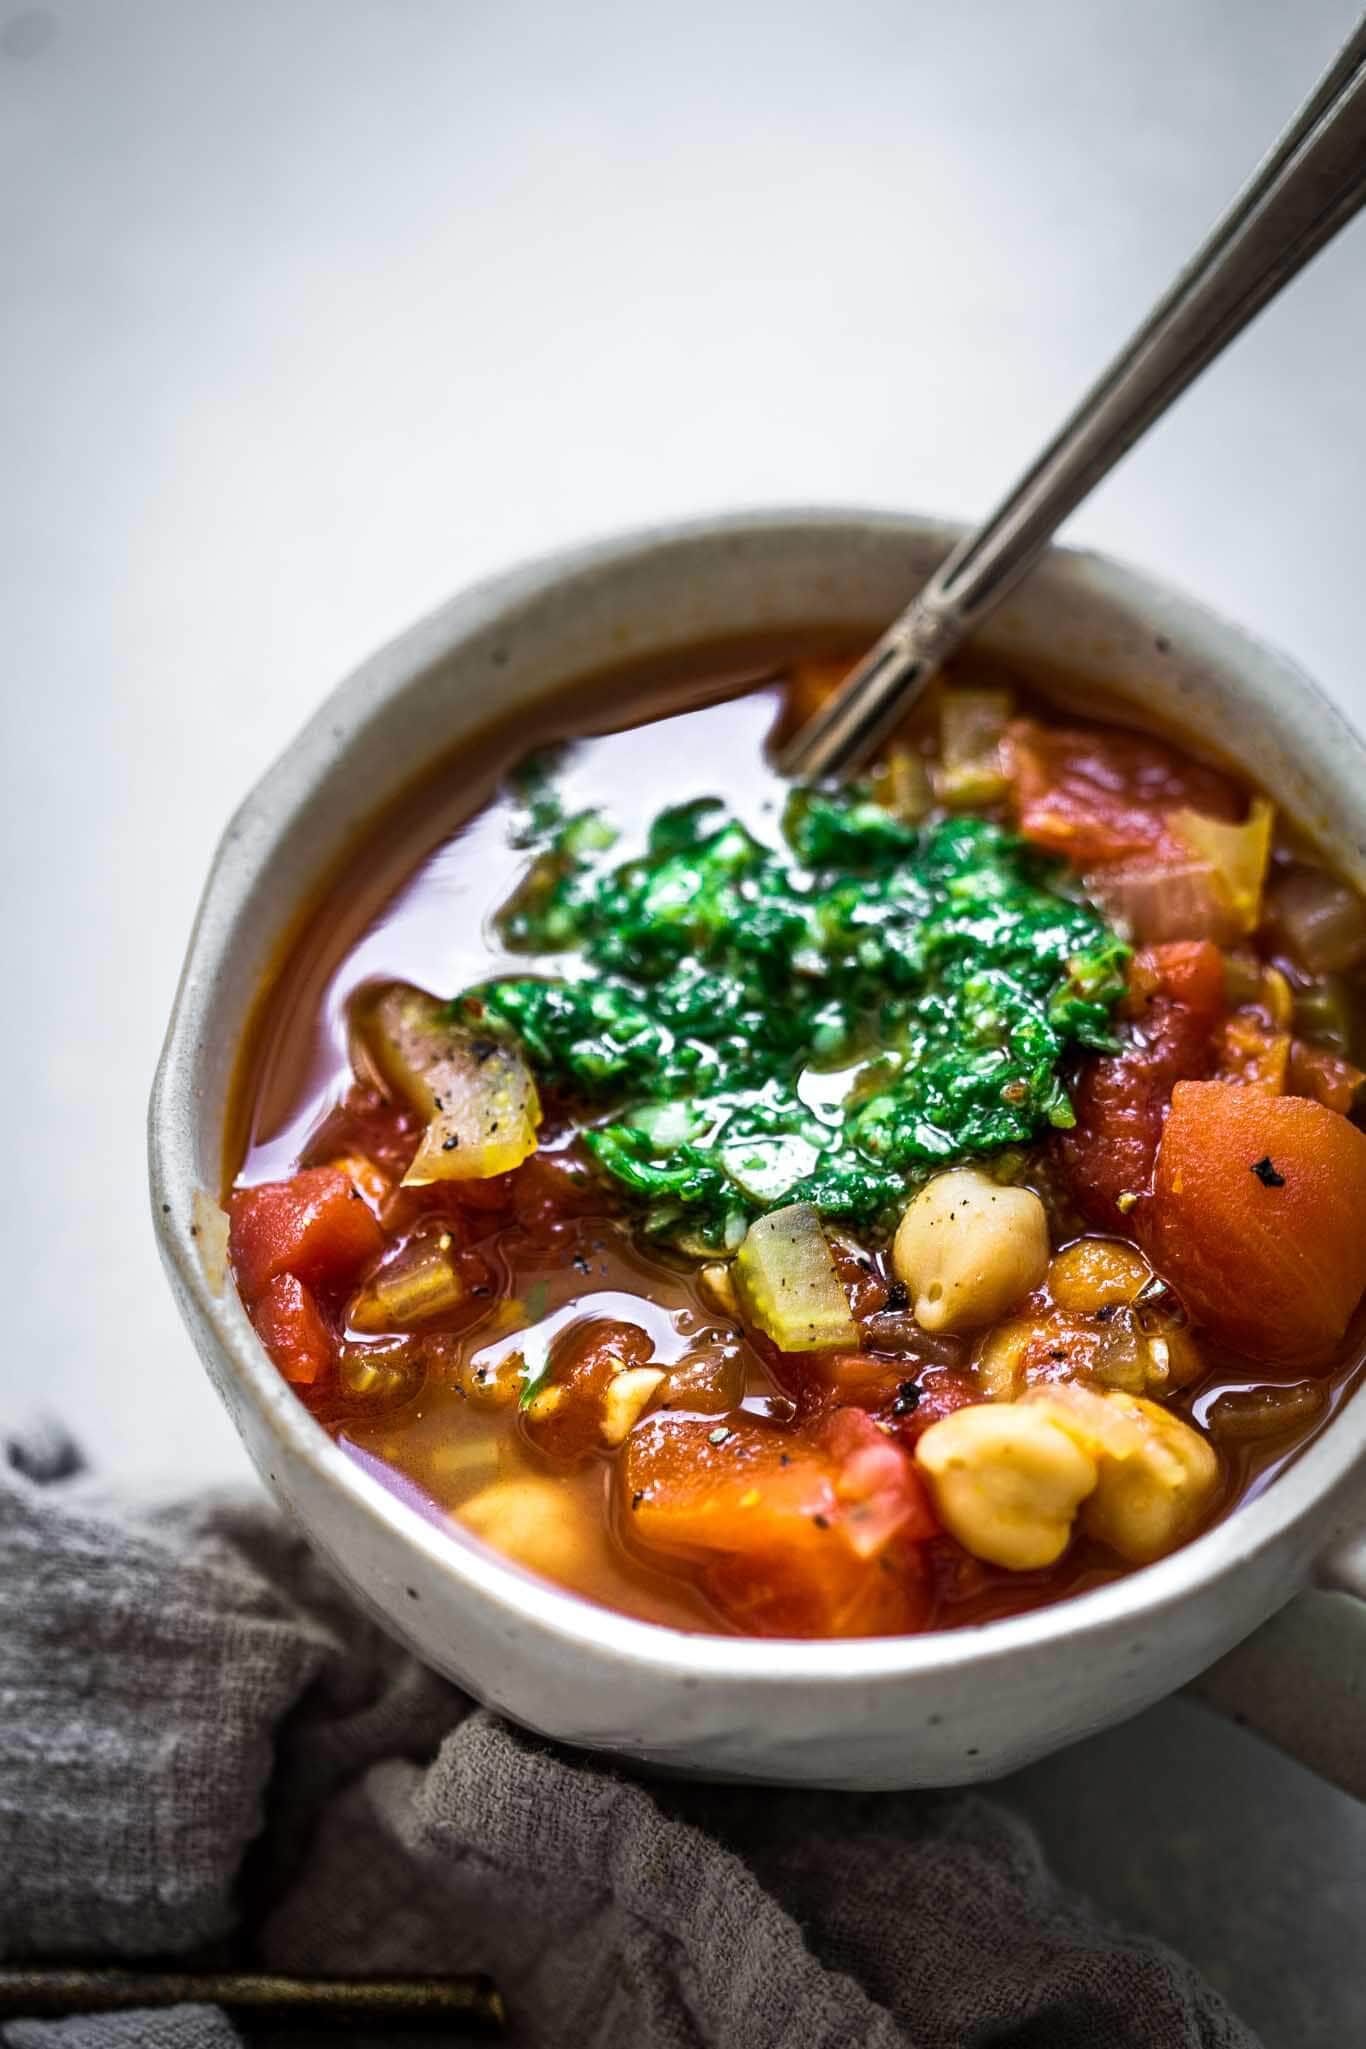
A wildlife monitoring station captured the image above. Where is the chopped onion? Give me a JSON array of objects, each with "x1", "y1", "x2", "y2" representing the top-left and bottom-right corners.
[
  {"x1": 1217, "y1": 1012, "x2": 1290, "y2": 1095},
  {"x1": 337, "y1": 1340, "x2": 423, "y2": 1405},
  {"x1": 935, "y1": 688, "x2": 1013, "y2": 806},
  {"x1": 974, "y1": 1320, "x2": 1030, "y2": 1402},
  {"x1": 1207, "y1": 1380, "x2": 1327, "y2": 1442},
  {"x1": 1268, "y1": 867, "x2": 1366, "y2": 974},
  {"x1": 1089, "y1": 1308, "x2": 1149, "y2": 1394},
  {"x1": 1083, "y1": 857, "x2": 1237, "y2": 945},
  {"x1": 354, "y1": 981, "x2": 541, "y2": 1185},
  {"x1": 1288, "y1": 1038, "x2": 1364, "y2": 1115},
  {"x1": 734, "y1": 1202, "x2": 859, "y2": 1353},
  {"x1": 1168, "y1": 797, "x2": 1274, "y2": 935}
]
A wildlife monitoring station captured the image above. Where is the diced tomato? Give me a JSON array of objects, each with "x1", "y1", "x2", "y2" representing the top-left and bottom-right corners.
[
  {"x1": 621, "y1": 1407, "x2": 935, "y2": 1636},
  {"x1": 305, "y1": 1082, "x2": 422, "y2": 1184},
  {"x1": 828, "y1": 1238, "x2": 890, "y2": 1321},
  {"x1": 1288, "y1": 1039, "x2": 1364, "y2": 1116},
  {"x1": 253, "y1": 1274, "x2": 334, "y2": 1386},
  {"x1": 805, "y1": 1350, "x2": 909, "y2": 1410},
  {"x1": 1058, "y1": 941, "x2": 1226, "y2": 1229},
  {"x1": 883, "y1": 1365, "x2": 981, "y2": 1447},
  {"x1": 511, "y1": 1149, "x2": 610, "y2": 1239},
  {"x1": 229, "y1": 1166, "x2": 384, "y2": 1304},
  {"x1": 1008, "y1": 717, "x2": 1238, "y2": 867},
  {"x1": 522, "y1": 1318, "x2": 654, "y2": 1467},
  {"x1": 822, "y1": 1404, "x2": 939, "y2": 1543},
  {"x1": 387, "y1": 1146, "x2": 605, "y2": 1244},
  {"x1": 1138, "y1": 1080, "x2": 1366, "y2": 1364}
]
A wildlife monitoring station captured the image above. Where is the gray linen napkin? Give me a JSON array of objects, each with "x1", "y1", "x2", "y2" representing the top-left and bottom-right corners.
[{"x1": 0, "y1": 1424, "x2": 1259, "y2": 2049}]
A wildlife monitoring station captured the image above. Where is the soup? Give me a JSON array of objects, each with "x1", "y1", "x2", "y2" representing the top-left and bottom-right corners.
[{"x1": 227, "y1": 646, "x2": 1366, "y2": 1638}]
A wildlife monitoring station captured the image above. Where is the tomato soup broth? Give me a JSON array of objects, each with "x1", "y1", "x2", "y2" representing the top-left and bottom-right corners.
[{"x1": 228, "y1": 645, "x2": 1366, "y2": 1640}]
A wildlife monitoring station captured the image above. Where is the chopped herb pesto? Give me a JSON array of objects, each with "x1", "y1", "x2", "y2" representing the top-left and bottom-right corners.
[{"x1": 454, "y1": 777, "x2": 1129, "y2": 1251}]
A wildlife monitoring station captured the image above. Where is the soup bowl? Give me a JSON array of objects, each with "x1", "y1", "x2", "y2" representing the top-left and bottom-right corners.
[{"x1": 149, "y1": 510, "x2": 1366, "y2": 1791}]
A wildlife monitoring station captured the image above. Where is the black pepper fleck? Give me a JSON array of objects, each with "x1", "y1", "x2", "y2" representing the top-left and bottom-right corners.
[
  {"x1": 885, "y1": 1279, "x2": 909, "y2": 1312},
  {"x1": 442, "y1": 1135, "x2": 460, "y2": 1151},
  {"x1": 812, "y1": 1513, "x2": 830, "y2": 1530},
  {"x1": 1252, "y1": 1155, "x2": 1285, "y2": 1187}
]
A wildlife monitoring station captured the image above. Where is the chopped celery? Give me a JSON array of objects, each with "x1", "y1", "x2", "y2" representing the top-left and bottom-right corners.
[
  {"x1": 935, "y1": 687, "x2": 1013, "y2": 806},
  {"x1": 349, "y1": 1238, "x2": 466, "y2": 1333},
  {"x1": 733, "y1": 1202, "x2": 859, "y2": 1353},
  {"x1": 870, "y1": 745, "x2": 932, "y2": 823},
  {"x1": 356, "y1": 982, "x2": 540, "y2": 1184},
  {"x1": 1293, "y1": 975, "x2": 1354, "y2": 1054}
]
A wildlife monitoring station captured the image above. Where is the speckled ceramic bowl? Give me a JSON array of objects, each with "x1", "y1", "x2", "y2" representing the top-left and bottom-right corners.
[{"x1": 149, "y1": 511, "x2": 1366, "y2": 1792}]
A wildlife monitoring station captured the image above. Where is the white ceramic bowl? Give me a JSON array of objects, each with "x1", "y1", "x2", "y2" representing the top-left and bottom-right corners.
[{"x1": 149, "y1": 511, "x2": 1366, "y2": 1790}]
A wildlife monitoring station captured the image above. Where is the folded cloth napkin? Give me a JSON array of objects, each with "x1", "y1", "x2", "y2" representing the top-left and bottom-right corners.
[{"x1": 0, "y1": 1423, "x2": 1259, "y2": 2049}]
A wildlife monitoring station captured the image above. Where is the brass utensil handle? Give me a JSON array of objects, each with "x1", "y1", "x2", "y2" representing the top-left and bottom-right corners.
[
  {"x1": 0, "y1": 1967, "x2": 504, "y2": 2034},
  {"x1": 780, "y1": 14, "x2": 1366, "y2": 779}
]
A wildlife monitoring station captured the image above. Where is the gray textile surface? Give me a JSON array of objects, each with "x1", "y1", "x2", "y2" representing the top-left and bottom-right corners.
[
  {"x1": 0, "y1": 1426, "x2": 1260, "y2": 2049},
  {"x1": 6, "y1": 2013, "x2": 239, "y2": 2049}
]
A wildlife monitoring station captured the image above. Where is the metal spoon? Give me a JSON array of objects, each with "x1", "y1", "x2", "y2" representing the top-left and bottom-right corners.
[{"x1": 780, "y1": 14, "x2": 1366, "y2": 781}]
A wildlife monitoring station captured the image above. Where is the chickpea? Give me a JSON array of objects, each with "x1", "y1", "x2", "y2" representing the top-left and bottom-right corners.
[
  {"x1": 1029, "y1": 1387, "x2": 1218, "y2": 1565},
  {"x1": 914, "y1": 1402, "x2": 1098, "y2": 1571},
  {"x1": 459, "y1": 1476, "x2": 600, "y2": 1579},
  {"x1": 893, "y1": 1169, "x2": 1049, "y2": 1334}
]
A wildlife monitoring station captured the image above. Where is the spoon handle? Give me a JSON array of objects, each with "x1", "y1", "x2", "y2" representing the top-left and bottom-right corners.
[{"x1": 780, "y1": 14, "x2": 1366, "y2": 780}]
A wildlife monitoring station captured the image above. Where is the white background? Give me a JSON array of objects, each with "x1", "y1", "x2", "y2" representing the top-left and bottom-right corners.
[{"x1": 4, "y1": 3, "x2": 1365, "y2": 2038}]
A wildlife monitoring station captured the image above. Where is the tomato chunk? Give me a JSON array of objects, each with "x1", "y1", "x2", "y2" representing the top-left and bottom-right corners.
[
  {"x1": 1139, "y1": 1080, "x2": 1366, "y2": 1364},
  {"x1": 621, "y1": 1408, "x2": 936, "y2": 1636},
  {"x1": 253, "y1": 1274, "x2": 334, "y2": 1386},
  {"x1": 229, "y1": 1166, "x2": 384, "y2": 1304},
  {"x1": 1058, "y1": 941, "x2": 1226, "y2": 1229},
  {"x1": 1009, "y1": 717, "x2": 1238, "y2": 866},
  {"x1": 522, "y1": 1318, "x2": 655, "y2": 1467}
]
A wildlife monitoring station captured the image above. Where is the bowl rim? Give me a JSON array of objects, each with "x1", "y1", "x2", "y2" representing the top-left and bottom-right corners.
[{"x1": 149, "y1": 504, "x2": 1366, "y2": 1687}]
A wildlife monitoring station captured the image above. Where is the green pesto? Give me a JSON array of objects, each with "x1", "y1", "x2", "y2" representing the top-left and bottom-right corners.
[{"x1": 454, "y1": 776, "x2": 1128, "y2": 1252}]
